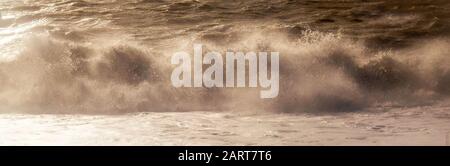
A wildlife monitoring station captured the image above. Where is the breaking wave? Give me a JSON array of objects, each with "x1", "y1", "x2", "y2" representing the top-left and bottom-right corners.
[
  {"x1": 2, "y1": 0, "x2": 450, "y2": 113},
  {"x1": 1, "y1": 25, "x2": 450, "y2": 114}
]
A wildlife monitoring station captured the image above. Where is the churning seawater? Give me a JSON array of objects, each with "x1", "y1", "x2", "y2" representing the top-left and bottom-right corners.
[{"x1": 1, "y1": 0, "x2": 450, "y2": 113}]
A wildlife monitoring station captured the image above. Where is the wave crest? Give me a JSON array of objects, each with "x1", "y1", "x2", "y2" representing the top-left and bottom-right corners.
[{"x1": 1, "y1": 28, "x2": 450, "y2": 113}]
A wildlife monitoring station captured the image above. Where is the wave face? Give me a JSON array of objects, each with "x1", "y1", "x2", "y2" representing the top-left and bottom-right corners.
[{"x1": 1, "y1": 0, "x2": 450, "y2": 113}]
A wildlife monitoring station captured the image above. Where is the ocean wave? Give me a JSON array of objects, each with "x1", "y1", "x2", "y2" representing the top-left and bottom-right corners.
[
  {"x1": 1, "y1": 0, "x2": 450, "y2": 113},
  {"x1": 0, "y1": 26, "x2": 450, "y2": 113}
]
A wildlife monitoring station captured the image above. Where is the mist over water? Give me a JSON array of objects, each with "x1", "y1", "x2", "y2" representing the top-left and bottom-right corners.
[{"x1": 1, "y1": 0, "x2": 450, "y2": 113}]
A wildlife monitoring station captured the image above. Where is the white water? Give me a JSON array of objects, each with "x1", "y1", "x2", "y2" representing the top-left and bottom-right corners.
[
  {"x1": 1, "y1": 107, "x2": 450, "y2": 145},
  {"x1": 1, "y1": 0, "x2": 450, "y2": 145}
]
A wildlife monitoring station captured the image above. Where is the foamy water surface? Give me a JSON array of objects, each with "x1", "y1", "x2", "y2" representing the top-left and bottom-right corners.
[{"x1": 1, "y1": 0, "x2": 450, "y2": 145}]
